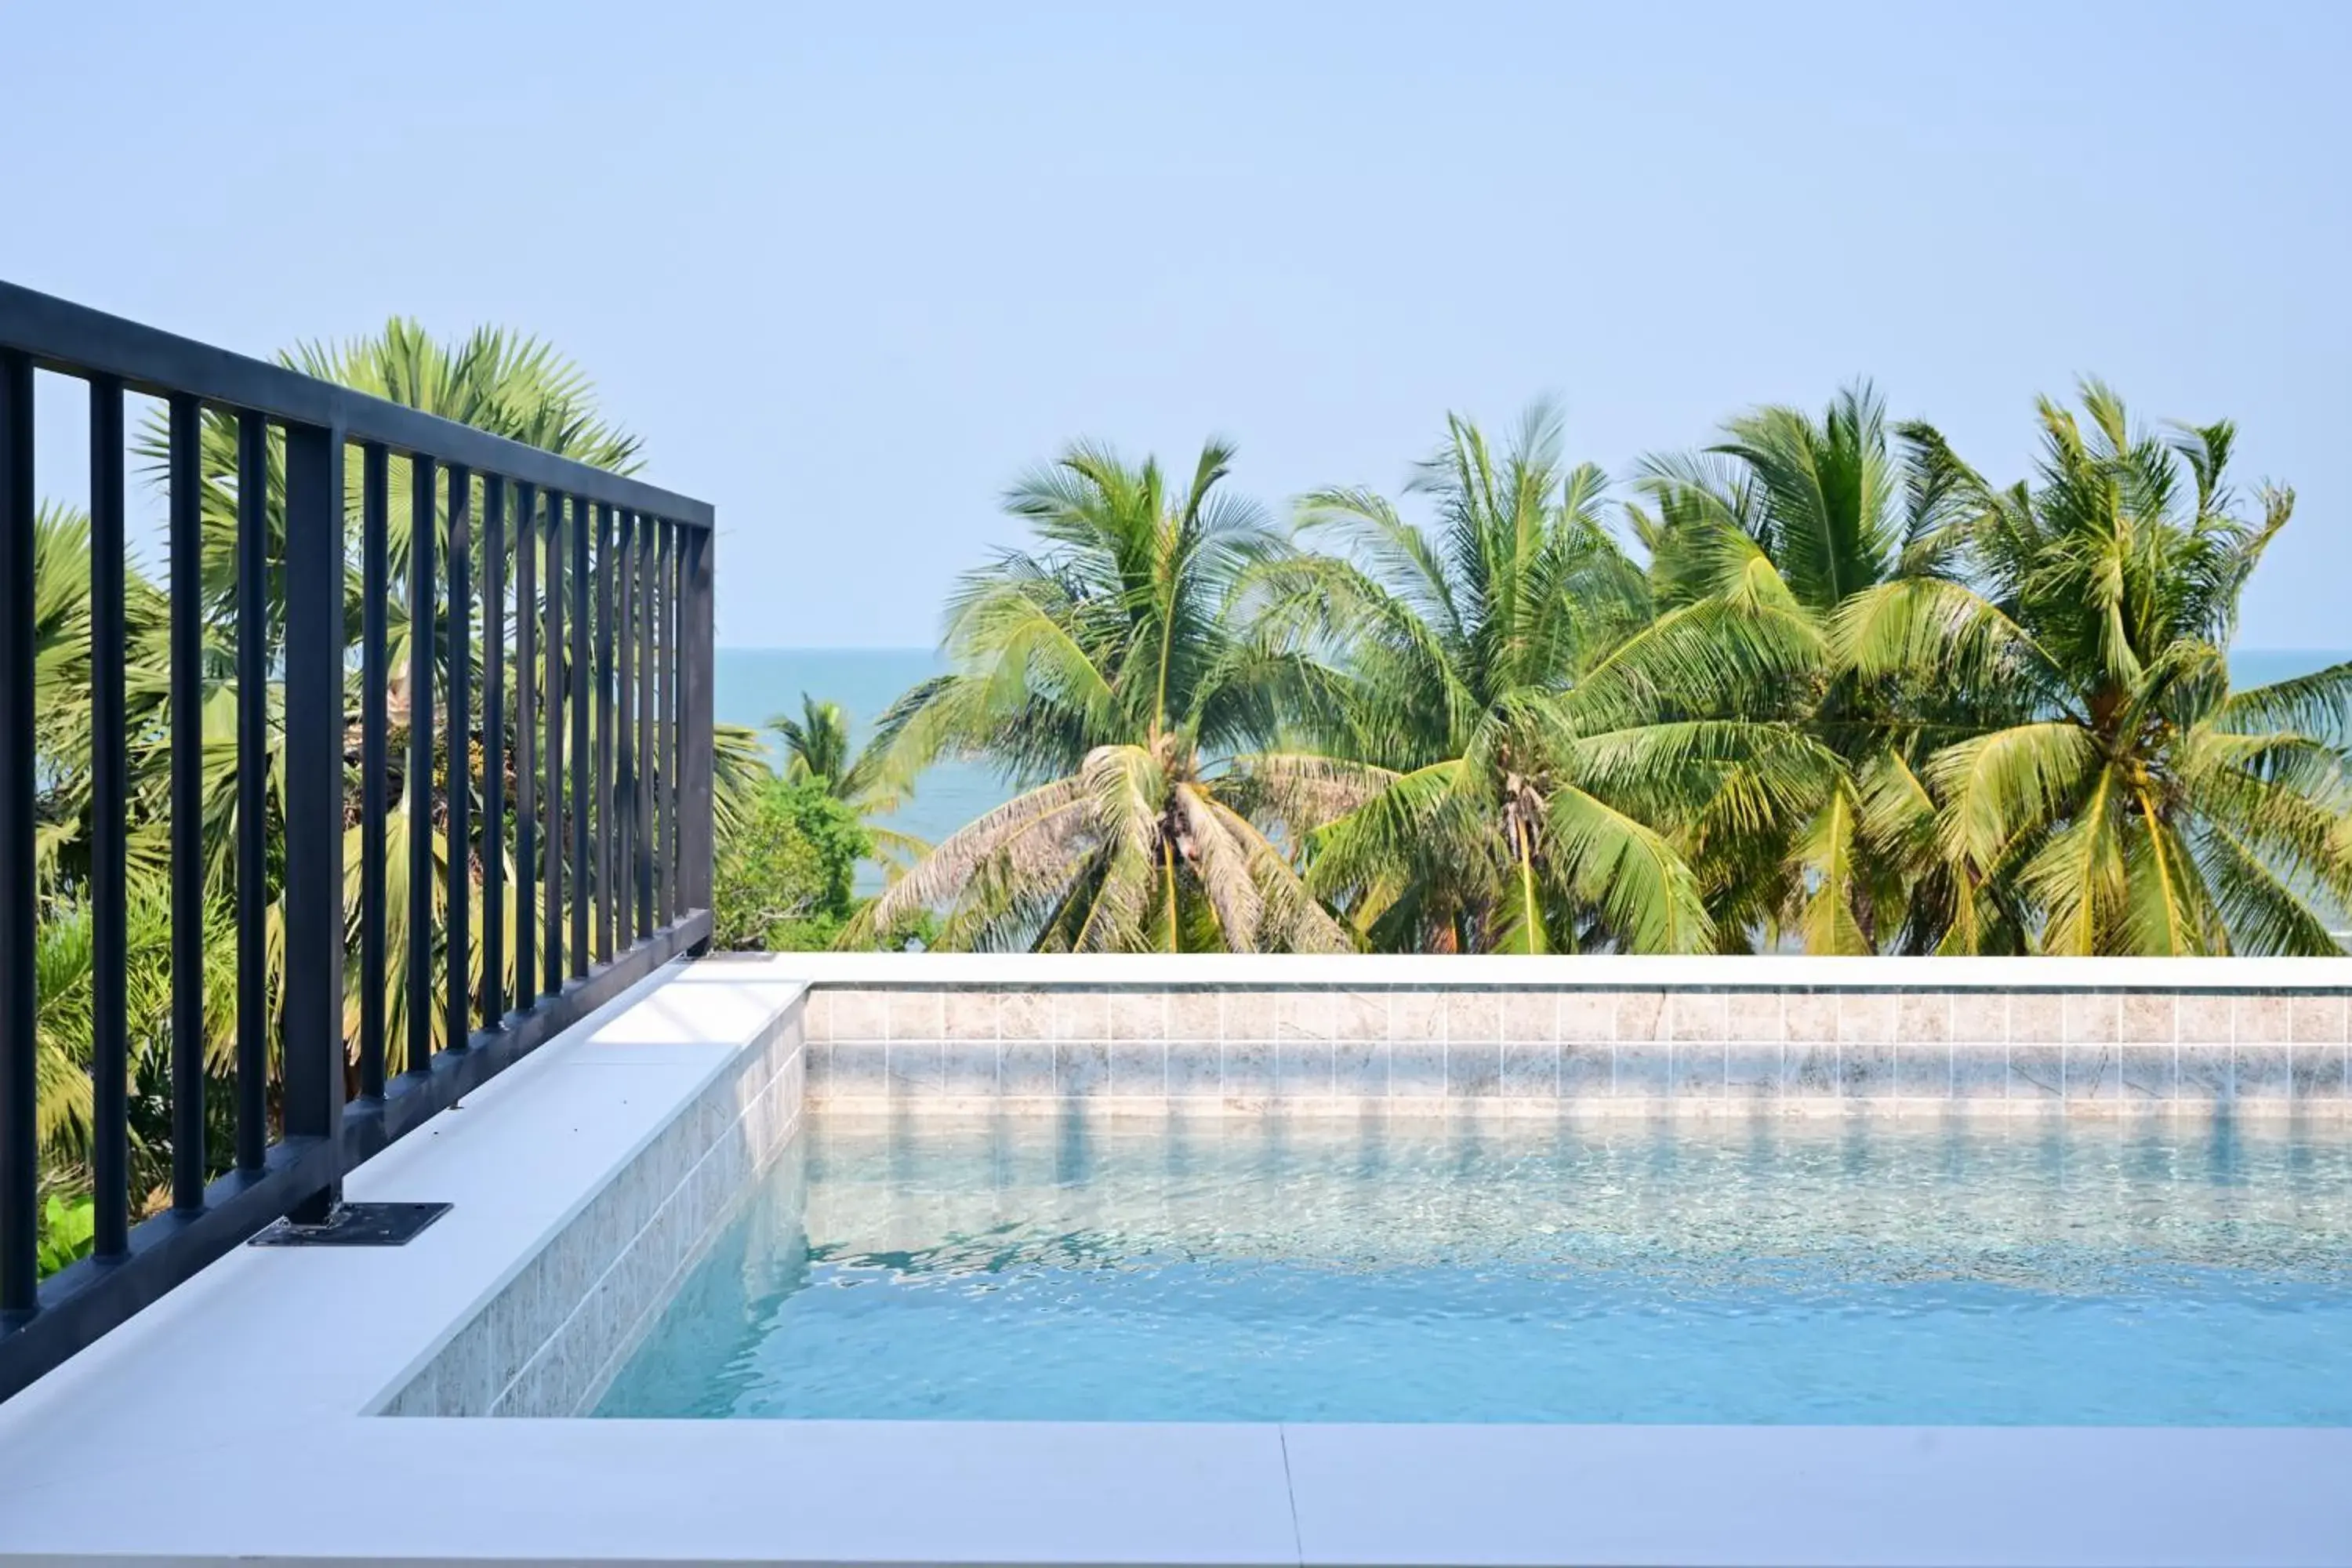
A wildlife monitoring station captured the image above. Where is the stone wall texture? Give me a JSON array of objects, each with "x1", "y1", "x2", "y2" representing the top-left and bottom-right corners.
[{"x1": 803, "y1": 983, "x2": 2350, "y2": 1117}]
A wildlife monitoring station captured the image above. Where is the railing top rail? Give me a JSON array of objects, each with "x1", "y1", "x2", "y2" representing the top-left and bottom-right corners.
[{"x1": 0, "y1": 280, "x2": 713, "y2": 530}]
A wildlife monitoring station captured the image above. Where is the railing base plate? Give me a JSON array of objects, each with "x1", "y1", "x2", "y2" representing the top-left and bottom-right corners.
[{"x1": 246, "y1": 1202, "x2": 451, "y2": 1248}]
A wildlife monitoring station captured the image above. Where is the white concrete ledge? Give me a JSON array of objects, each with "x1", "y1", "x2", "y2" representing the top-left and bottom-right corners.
[{"x1": 767, "y1": 952, "x2": 2352, "y2": 989}]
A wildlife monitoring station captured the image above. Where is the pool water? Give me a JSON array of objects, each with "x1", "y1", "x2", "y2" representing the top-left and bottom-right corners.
[{"x1": 596, "y1": 1112, "x2": 2352, "y2": 1424}]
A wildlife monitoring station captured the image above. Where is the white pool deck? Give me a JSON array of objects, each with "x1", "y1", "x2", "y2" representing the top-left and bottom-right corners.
[{"x1": 2, "y1": 954, "x2": 2348, "y2": 1568}]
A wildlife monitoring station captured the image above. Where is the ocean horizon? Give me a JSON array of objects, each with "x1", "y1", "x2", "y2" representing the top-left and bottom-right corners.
[{"x1": 720, "y1": 645, "x2": 2352, "y2": 882}]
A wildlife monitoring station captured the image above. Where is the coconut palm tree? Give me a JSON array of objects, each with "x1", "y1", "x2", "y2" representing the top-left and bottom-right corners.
[
  {"x1": 1267, "y1": 404, "x2": 1712, "y2": 954},
  {"x1": 863, "y1": 439, "x2": 1349, "y2": 953},
  {"x1": 1621, "y1": 382, "x2": 1981, "y2": 952},
  {"x1": 1839, "y1": 382, "x2": 2352, "y2": 954},
  {"x1": 768, "y1": 694, "x2": 926, "y2": 872}
]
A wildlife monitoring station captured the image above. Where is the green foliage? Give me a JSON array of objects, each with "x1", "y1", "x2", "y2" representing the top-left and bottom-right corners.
[
  {"x1": 36, "y1": 1195, "x2": 96, "y2": 1276},
  {"x1": 713, "y1": 779, "x2": 871, "y2": 951}
]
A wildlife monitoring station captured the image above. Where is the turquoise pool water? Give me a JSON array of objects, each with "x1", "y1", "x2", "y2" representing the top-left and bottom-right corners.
[{"x1": 596, "y1": 1113, "x2": 2352, "y2": 1424}]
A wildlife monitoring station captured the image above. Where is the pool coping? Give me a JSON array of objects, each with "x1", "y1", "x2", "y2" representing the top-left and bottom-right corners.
[{"x1": 0, "y1": 953, "x2": 2347, "y2": 1567}]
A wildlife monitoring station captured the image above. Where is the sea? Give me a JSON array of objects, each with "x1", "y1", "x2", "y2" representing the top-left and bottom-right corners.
[{"x1": 720, "y1": 647, "x2": 2349, "y2": 889}]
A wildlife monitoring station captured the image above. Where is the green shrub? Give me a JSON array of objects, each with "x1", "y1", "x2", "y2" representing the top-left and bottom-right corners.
[{"x1": 712, "y1": 778, "x2": 869, "y2": 951}]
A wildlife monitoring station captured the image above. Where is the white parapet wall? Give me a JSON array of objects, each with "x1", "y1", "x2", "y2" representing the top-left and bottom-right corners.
[{"x1": 777, "y1": 953, "x2": 2352, "y2": 1117}]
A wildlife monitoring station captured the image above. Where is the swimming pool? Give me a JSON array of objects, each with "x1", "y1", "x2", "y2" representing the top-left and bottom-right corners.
[{"x1": 596, "y1": 1110, "x2": 2352, "y2": 1425}]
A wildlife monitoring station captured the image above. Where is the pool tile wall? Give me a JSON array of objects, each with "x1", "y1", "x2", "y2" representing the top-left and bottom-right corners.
[
  {"x1": 379, "y1": 994, "x2": 807, "y2": 1418},
  {"x1": 804, "y1": 984, "x2": 2350, "y2": 1117}
]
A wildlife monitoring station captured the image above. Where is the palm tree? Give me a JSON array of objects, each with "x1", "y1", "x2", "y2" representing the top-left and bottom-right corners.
[
  {"x1": 129, "y1": 319, "x2": 652, "y2": 1065},
  {"x1": 1623, "y1": 382, "x2": 1980, "y2": 952},
  {"x1": 1269, "y1": 404, "x2": 1711, "y2": 953},
  {"x1": 1842, "y1": 382, "x2": 2352, "y2": 953},
  {"x1": 864, "y1": 439, "x2": 1349, "y2": 953},
  {"x1": 767, "y1": 694, "x2": 926, "y2": 872}
]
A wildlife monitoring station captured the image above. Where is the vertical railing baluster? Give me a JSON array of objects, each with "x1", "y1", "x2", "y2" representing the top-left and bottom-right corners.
[
  {"x1": 594, "y1": 503, "x2": 615, "y2": 965},
  {"x1": 482, "y1": 476, "x2": 506, "y2": 1025},
  {"x1": 279, "y1": 423, "x2": 346, "y2": 1224},
  {"x1": 681, "y1": 523, "x2": 715, "y2": 934},
  {"x1": 89, "y1": 376, "x2": 130, "y2": 1261},
  {"x1": 634, "y1": 515, "x2": 654, "y2": 937},
  {"x1": 167, "y1": 394, "x2": 206, "y2": 1214},
  {"x1": 234, "y1": 413, "x2": 269, "y2": 1174},
  {"x1": 569, "y1": 495, "x2": 590, "y2": 977},
  {"x1": 543, "y1": 492, "x2": 564, "y2": 996},
  {"x1": 0, "y1": 350, "x2": 34, "y2": 1316},
  {"x1": 407, "y1": 456, "x2": 437, "y2": 1077},
  {"x1": 658, "y1": 521, "x2": 676, "y2": 921},
  {"x1": 615, "y1": 510, "x2": 634, "y2": 952},
  {"x1": 359, "y1": 445, "x2": 390, "y2": 1102},
  {"x1": 514, "y1": 482, "x2": 537, "y2": 1005},
  {"x1": 445, "y1": 465, "x2": 471, "y2": 1054}
]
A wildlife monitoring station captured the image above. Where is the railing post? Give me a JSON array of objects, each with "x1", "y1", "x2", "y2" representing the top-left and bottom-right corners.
[
  {"x1": 679, "y1": 521, "x2": 714, "y2": 945},
  {"x1": 280, "y1": 422, "x2": 347, "y2": 1222},
  {"x1": 0, "y1": 350, "x2": 35, "y2": 1323}
]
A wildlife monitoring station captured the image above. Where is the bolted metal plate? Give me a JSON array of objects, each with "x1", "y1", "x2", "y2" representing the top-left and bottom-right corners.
[{"x1": 246, "y1": 1202, "x2": 452, "y2": 1248}]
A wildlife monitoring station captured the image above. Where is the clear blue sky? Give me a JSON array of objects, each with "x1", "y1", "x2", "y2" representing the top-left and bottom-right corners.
[{"x1": 5, "y1": 2, "x2": 2347, "y2": 649}]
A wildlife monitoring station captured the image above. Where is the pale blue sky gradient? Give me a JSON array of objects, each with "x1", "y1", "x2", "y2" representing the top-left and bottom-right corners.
[{"x1": 5, "y1": 2, "x2": 2347, "y2": 648}]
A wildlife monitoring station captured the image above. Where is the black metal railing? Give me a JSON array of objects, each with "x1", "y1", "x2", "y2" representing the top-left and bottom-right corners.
[{"x1": 0, "y1": 281, "x2": 716, "y2": 1401}]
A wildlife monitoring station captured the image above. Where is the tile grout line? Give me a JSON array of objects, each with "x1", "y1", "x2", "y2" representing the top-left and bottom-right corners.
[{"x1": 1277, "y1": 1423, "x2": 1304, "y2": 1567}]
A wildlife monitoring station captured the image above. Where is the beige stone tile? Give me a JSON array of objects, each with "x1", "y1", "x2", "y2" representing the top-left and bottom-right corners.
[
  {"x1": 1895, "y1": 1043, "x2": 1951, "y2": 1098},
  {"x1": 1613, "y1": 990, "x2": 1667, "y2": 1043},
  {"x1": 1671, "y1": 1040, "x2": 1725, "y2": 1098},
  {"x1": 1107, "y1": 989, "x2": 1165, "y2": 1042},
  {"x1": 1052, "y1": 989, "x2": 1109, "y2": 1042},
  {"x1": 1167, "y1": 989, "x2": 1222, "y2": 1043},
  {"x1": 1783, "y1": 990, "x2": 1838, "y2": 1048},
  {"x1": 2234, "y1": 1043, "x2": 2290, "y2": 1101},
  {"x1": 1501, "y1": 991, "x2": 1557, "y2": 1044},
  {"x1": 1446, "y1": 1041, "x2": 1501, "y2": 1096},
  {"x1": 1560, "y1": 1041, "x2": 1612, "y2": 1097},
  {"x1": 2063, "y1": 993, "x2": 2119, "y2": 1045},
  {"x1": 2120, "y1": 993, "x2": 2175, "y2": 1044},
  {"x1": 2118, "y1": 1045, "x2": 2173, "y2": 1102},
  {"x1": 2009, "y1": 1044, "x2": 2064, "y2": 1099},
  {"x1": 1671, "y1": 992, "x2": 1728, "y2": 1043},
  {"x1": 1895, "y1": 993, "x2": 1951, "y2": 1044},
  {"x1": 1838, "y1": 993, "x2": 1895, "y2": 1045},
  {"x1": 2176, "y1": 993, "x2": 2233, "y2": 1045},
  {"x1": 1500, "y1": 1041, "x2": 1555, "y2": 1098},
  {"x1": 2009, "y1": 993, "x2": 2063, "y2": 1044},
  {"x1": 1278, "y1": 990, "x2": 1336, "y2": 1042},
  {"x1": 829, "y1": 989, "x2": 886, "y2": 1042},
  {"x1": 2292, "y1": 1044, "x2": 2347, "y2": 1102},
  {"x1": 1392, "y1": 992, "x2": 1445, "y2": 1044},
  {"x1": 942, "y1": 990, "x2": 999, "y2": 1042},
  {"x1": 1447, "y1": 991, "x2": 1501, "y2": 1044},
  {"x1": 1951, "y1": 991, "x2": 2007, "y2": 1044},
  {"x1": 998, "y1": 990, "x2": 1050, "y2": 1041},
  {"x1": 1222, "y1": 989, "x2": 1279, "y2": 1041},
  {"x1": 2292, "y1": 994, "x2": 2347, "y2": 1044},
  {"x1": 1559, "y1": 990, "x2": 1615, "y2": 1042},
  {"x1": 1277, "y1": 1040, "x2": 1335, "y2": 1097},
  {"x1": 1725, "y1": 989, "x2": 1784, "y2": 1043},
  {"x1": 2067, "y1": 1044, "x2": 2118, "y2": 1102},
  {"x1": 886, "y1": 989, "x2": 944, "y2": 1042},
  {"x1": 2235, "y1": 994, "x2": 2292, "y2": 1044},
  {"x1": 1334, "y1": 990, "x2": 1388, "y2": 1042}
]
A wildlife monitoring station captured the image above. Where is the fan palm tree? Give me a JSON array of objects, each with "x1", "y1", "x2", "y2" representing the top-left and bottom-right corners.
[
  {"x1": 1840, "y1": 382, "x2": 2352, "y2": 954},
  {"x1": 864, "y1": 439, "x2": 1349, "y2": 953},
  {"x1": 768, "y1": 694, "x2": 926, "y2": 872},
  {"x1": 1623, "y1": 382, "x2": 1980, "y2": 952},
  {"x1": 1267, "y1": 404, "x2": 1711, "y2": 953},
  {"x1": 128, "y1": 320, "x2": 654, "y2": 1065}
]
